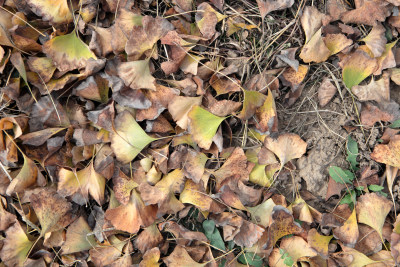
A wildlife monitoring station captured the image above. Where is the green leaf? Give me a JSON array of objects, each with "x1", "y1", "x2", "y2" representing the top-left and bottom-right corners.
[
  {"x1": 188, "y1": 106, "x2": 226, "y2": 150},
  {"x1": 346, "y1": 136, "x2": 359, "y2": 171},
  {"x1": 329, "y1": 166, "x2": 355, "y2": 184},
  {"x1": 202, "y1": 220, "x2": 225, "y2": 251},
  {"x1": 279, "y1": 249, "x2": 294, "y2": 267},
  {"x1": 369, "y1": 185, "x2": 384, "y2": 192},
  {"x1": 111, "y1": 111, "x2": 157, "y2": 163},
  {"x1": 340, "y1": 190, "x2": 356, "y2": 206},
  {"x1": 238, "y1": 252, "x2": 263, "y2": 267},
  {"x1": 389, "y1": 119, "x2": 400, "y2": 129}
]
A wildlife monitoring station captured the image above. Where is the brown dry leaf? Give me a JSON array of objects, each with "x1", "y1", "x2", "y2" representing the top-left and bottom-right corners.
[
  {"x1": 368, "y1": 250, "x2": 396, "y2": 267},
  {"x1": 341, "y1": 0, "x2": 391, "y2": 26},
  {"x1": 210, "y1": 74, "x2": 241, "y2": 96},
  {"x1": 281, "y1": 64, "x2": 308, "y2": 89},
  {"x1": 327, "y1": 0, "x2": 348, "y2": 21},
  {"x1": 352, "y1": 72, "x2": 390, "y2": 103},
  {"x1": 182, "y1": 149, "x2": 208, "y2": 183},
  {"x1": 356, "y1": 192, "x2": 392, "y2": 239},
  {"x1": 361, "y1": 102, "x2": 395, "y2": 127},
  {"x1": 355, "y1": 224, "x2": 382, "y2": 255},
  {"x1": 333, "y1": 245, "x2": 378, "y2": 267},
  {"x1": 105, "y1": 189, "x2": 157, "y2": 234},
  {"x1": 135, "y1": 224, "x2": 163, "y2": 254},
  {"x1": 117, "y1": 59, "x2": 156, "y2": 90},
  {"x1": 269, "y1": 236, "x2": 317, "y2": 267},
  {"x1": 164, "y1": 245, "x2": 206, "y2": 266},
  {"x1": 300, "y1": 6, "x2": 327, "y2": 43},
  {"x1": 125, "y1": 16, "x2": 173, "y2": 60},
  {"x1": 139, "y1": 169, "x2": 186, "y2": 216},
  {"x1": 159, "y1": 221, "x2": 208, "y2": 246},
  {"x1": 213, "y1": 147, "x2": 249, "y2": 189},
  {"x1": 30, "y1": 189, "x2": 71, "y2": 236},
  {"x1": 318, "y1": 77, "x2": 337, "y2": 107},
  {"x1": 195, "y1": 3, "x2": 226, "y2": 40},
  {"x1": 26, "y1": 57, "x2": 56, "y2": 83},
  {"x1": 112, "y1": 171, "x2": 138, "y2": 205},
  {"x1": 276, "y1": 47, "x2": 299, "y2": 71},
  {"x1": 89, "y1": 236, "x2": 127, "y2": 266},
  {"x1": 264, "y1": 133, "x2": 307, "y2": 169},
  {"x1": 264, "y1": 206, "x2": 303, "y2": 251},
  {"x1": 168, "y1": 96, "x2": 202, "y2": 130},
  {"x1": 361, "y1": 23, "x2": 386, "y2": 58},
  {"x1": 371, "y1": 135, "x2": 400, "y2": 168},
  {"x1": 333, "y1": 208, "x2": 359, "y2": 247},
  {"x1": 256, "y1": 0, "x2": 294, "y2": 20},
  {"x1": 58, "y1": 162, "x2": 106, "y2": 205},
  {"x1": 0, "y1": 198, "x2": 16, "y2": 231},
  {"x1": 300, "y1": 28, "x2": 331, "y2": 63}
]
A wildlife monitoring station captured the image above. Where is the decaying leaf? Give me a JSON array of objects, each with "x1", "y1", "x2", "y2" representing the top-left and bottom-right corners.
[
  {"x1": 264, "y1": 133, "x2": 307, "y2": 169},
  {"x1": 356, "y1": 193, "x2": 392, "y2": 240},
  {"x1": 371, "y1": 135, "x2": 400, "y2": 168},
  {"x1": 105, "y1": 189, "x2": 157, "y2": 234},
  {"x1": 352, "y1": 72, "x2": 390, "y2": 103},
  {"x1": 111, "y1": 110, "x2": 157, "y2": 163},
  {"x1": 58, "y1": 162, "x2": 106, "y2": 205},
  {"x1": 43, "y1": 32, "x2": 97, "y2": 72},
  {"x1": 256, "y1": 0, "x2": 294, "y2": 20},
  {"x1": 318, "y1": 77, "x2": 337, "y2": 107},
  {"x1": 0, "y1": 221, "x2": 34, "y2": 266},
  {"x1": 30, "y1": 189, "x2": 71, "y2": 235},
  {"x1": 117, "y1": 59, "x2": 156, "y2": 90},
  {"x1": 61, "y1": 216, "x2": 97, "y2": 254},
  {"x1": 340, "y1": 50, "x2": 378, "y2": 89},
  {"x1": 26, "y1": 0, "x2": 73, "y2": 24}
]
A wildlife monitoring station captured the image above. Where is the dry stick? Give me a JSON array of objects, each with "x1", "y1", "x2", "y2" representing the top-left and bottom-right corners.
[{"x1": 0, "y1": 6, "x2": 45, "y2": 37}]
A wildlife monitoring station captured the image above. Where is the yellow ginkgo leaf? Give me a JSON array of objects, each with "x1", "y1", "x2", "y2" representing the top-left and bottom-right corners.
[
  {"x1": 238, "y1": 89, "x2": 266, "y2": 120},
  {"x1": 360, "y1": 23, "x2": 386, "y2": 58},
  {"x1": 247, "y1": 198, "x2": 276, "y2": 227},
  {"x1": 43, "y1": 32, "x2": 97, "y2": 72},
  {"x1": 333, "y1": 208, "x2": 359, "y2": 247},
  {"x1": 6, "y1": 154, "x2": 38, "y2": 195},
  {"x1": 111, "y1": 111, "x2": 157, "y2": 163},
  {"x1": 0, "y1": 221, "x2": 34, "y2": 266},
  {"x1": 356, "y1": 193, "x2": 392, "y2": 240},
  {"x1": 58, "y1": 162, "x2": 106, "y2": 205},
  {"x1": 307, "y1": 228, "x2": 333, "y2": 259},
  {"x1": 341, "y1": 50, "x2": 378, "y2": 89},
  {"x1": 26, "y1": 0, "x2": 73, "y2": 24},
  {"x1": 188, "y1": 106, "x2": 226, "y2": 150},
  {"x1": 61, "y1": 216, "x2": 98, "y2": 254},
  {"x1": 117, "y1": 59, "x2": 156, "y2": 90}
]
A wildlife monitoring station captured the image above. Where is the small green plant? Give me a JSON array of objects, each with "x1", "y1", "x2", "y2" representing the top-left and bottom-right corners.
[{"x1": 279, "y1": 248, "x2": 294, "y2": 266}]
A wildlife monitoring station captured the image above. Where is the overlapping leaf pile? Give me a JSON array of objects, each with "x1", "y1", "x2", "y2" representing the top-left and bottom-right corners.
[{"x1": 0, "y1": 0, "x2": 400, "y2": 266}]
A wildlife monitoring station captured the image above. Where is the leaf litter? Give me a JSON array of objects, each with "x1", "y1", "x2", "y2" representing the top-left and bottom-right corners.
[{"x1": 0, "y1": 0, "x2": 400, "y2": 266}]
